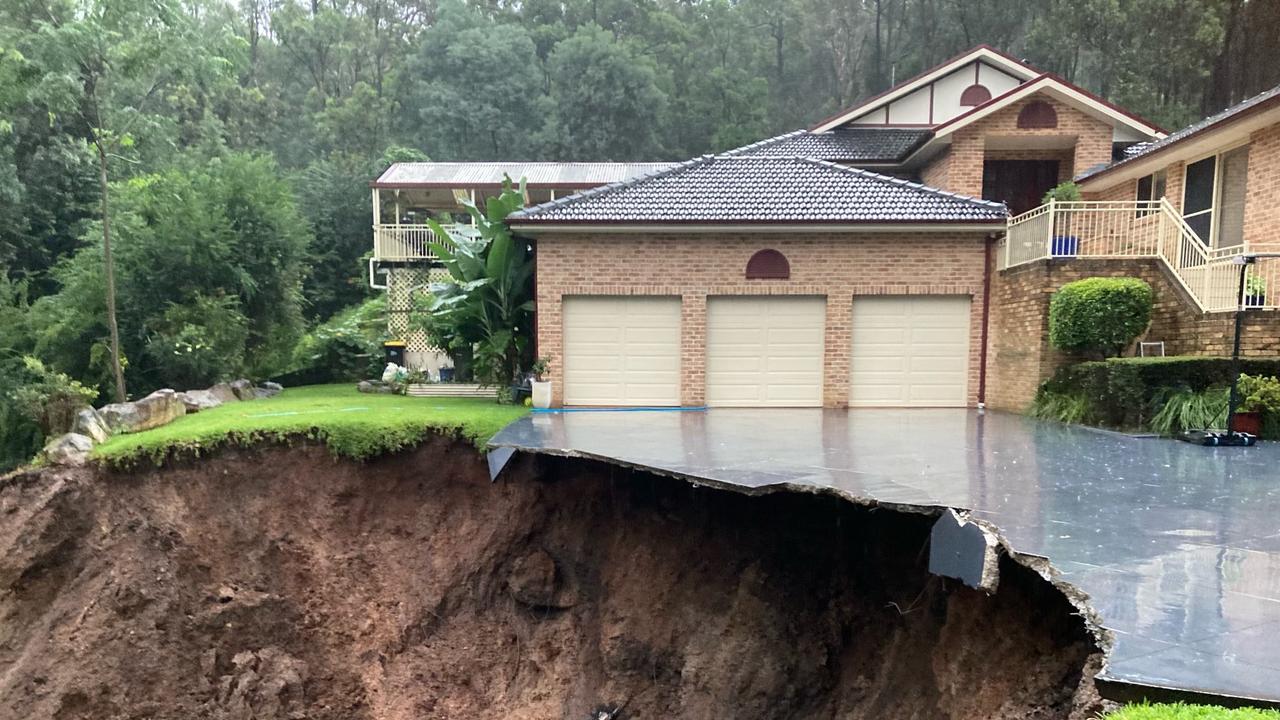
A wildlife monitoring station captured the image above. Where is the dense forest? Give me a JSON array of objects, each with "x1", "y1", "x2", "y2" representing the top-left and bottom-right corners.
[{"x1": 1, "y1": 0, "x2": 1278, "y2": 467}]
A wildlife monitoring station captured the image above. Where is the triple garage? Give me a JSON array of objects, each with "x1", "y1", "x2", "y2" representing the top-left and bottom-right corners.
[{"x1": 559, "y1": 295, "x2": 972, "y2": 408}]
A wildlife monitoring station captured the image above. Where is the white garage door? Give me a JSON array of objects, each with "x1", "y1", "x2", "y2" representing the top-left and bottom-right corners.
[
  {"x1": 706, "y1": 297, "x2": 826, "y2": 407},
  {"x1": 850, "y1": 296, "x2": 971, "y2": 407},
  {"x1": 562, "y1": 296, "x2": 681, "y2": 406}
]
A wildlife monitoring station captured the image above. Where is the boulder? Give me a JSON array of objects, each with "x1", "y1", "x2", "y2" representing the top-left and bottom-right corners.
[
  {"x1": 99, "y1": 389, "x2": 187, "y2": 433},
  {"x1": 357, "y1": 381, "x2": 375, "y2": 394},
  {"x1": 506, "y1": 549, "x2": 577, "y2": 609},
  {"x1": 229, "y1": 379, "x2": 256, "y2": 401},
  {"x1": 72, "y1": 407, "x2": 111, "y2": 444},
  {"x1": 180, "y1": 389, "x2": 224, "y2": 413},
  {"x1": 207, "y1": 383, "x2": 239, "y2": 403},
  {"x1": 42, "y1": 433, "x2": 94, "y2": 467},
  {"x1": 260, "y1": 381, "x2": 284, "y2": 397}
]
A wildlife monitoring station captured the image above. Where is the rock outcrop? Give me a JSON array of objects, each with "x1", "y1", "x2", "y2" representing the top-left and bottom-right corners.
[
  {"x1": 99, "y1": 389, "x2": 187, "y2": 433},
  {"x1": 41, "y1": 432, "x2": 94, "y2": 466}
]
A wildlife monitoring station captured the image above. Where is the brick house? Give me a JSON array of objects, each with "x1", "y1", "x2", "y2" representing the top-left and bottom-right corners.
[{"x1": 372, "y1": 46, "x2": 1280, "y2": 410}]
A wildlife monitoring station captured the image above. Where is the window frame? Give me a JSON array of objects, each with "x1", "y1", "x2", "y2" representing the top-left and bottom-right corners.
[
  {"x1": 1134, "y1": 169, "x2": 1167, "y2": 217},
  {"x1": 1180, "y1": 139, "x2": 1250, "y2": 248}
]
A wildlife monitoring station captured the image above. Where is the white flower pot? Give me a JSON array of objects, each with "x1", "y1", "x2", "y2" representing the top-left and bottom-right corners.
[{"x1": 531, "y1": 380, "x2": 553, "y2": 409}]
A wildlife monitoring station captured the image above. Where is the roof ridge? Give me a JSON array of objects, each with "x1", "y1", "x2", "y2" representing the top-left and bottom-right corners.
[
  {"x1": 791, "y1": 157, "x2": 1008, "y2": 211},
  {"x1": 508, "y1": 155, "x2": 716, "y2": 219},
  {"x1": 720, "y1": 129, "x2": 808, "y2": 157}
]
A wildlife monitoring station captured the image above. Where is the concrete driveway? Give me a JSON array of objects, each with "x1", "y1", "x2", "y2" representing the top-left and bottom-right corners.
[{"x1": 490, "y1": 408, "x2": 1280, "y2": 705}]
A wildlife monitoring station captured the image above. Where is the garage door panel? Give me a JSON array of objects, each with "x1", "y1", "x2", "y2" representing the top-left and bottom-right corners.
[
  {"x1": 563, "y1": 297, "x2": 681, "y2": 406},
  {"x1": 851, "y1": 296, "x2": 971, "y2": 408},
  {"x1": 706, "y1": 297, "x2": 825, "y2": 407}
]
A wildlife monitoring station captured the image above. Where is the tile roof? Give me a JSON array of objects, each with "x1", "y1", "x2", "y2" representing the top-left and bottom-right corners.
[
  {"x1": 726, "y1": 128, "x2": 932, "y2": 163},
  {"x1": 1078, "y1": 83, "x2": 1280, "y2": 181},
  {"x1": 372, "y1": 162, "x2": 676, "y2": 188},
  {"x1": 507, "y1": 156, "x2": 1007, "y2": 225}
]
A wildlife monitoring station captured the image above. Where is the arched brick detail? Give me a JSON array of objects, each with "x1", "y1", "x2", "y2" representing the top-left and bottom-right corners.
[
  {"x1": 959, "y1": 84, "x2": 991, "y2": 107},
  {"x1": 1017, "y1": 101, "x2": 1058, "y2": 129},
  {"x1": 745, "y1": 249, "x2": 790, "y2": 279}
]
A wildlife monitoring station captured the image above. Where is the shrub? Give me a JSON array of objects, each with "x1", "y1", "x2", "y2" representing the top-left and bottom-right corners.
[
  {"x1": 1049, "y1": 277, "x2": 1154, "y2": 358},
  {"x1": 1043, "y1": 181, "x2": 1082, "y2": 203},
  {"x1": 1150, "y1": 387, "x2": 1229, "y2": 436},
  {"x1": 144, "y1": 294, "x2": 249, "y2": 389},
  {"x1": 0, "y1": 356, "x2": 100, "y2": 471},
  {"x1": 285, "y1": 296, "x2": 388, "y2": 385},
  {"x1": 1237, "y1": 374, "x2": 1280, "y2": 413},
  {"x1": 1036, "y1": 356, "x2": 1280, "y2": 435},
  {"x1": 1029, "y1": 388, "x2": 1092, "y2": 425}
]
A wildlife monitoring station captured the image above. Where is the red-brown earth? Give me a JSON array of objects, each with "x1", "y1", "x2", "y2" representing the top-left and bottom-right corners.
[{"x1": 0, "y1": 435, "x2": 1106, "y2": 719}]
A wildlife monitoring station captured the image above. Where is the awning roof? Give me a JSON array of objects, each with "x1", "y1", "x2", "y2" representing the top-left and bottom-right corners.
[{"x1": 372, "y1": 162, "x2": 677, "y2": 189}]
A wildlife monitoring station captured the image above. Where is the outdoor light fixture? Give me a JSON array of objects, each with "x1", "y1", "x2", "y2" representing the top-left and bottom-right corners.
[{"x1": 1178, "y1": 253, "x2": 1280, "y2": 447}]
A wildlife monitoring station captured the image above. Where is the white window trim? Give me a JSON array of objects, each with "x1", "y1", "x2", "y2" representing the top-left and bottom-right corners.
[{"x1": 1180, "y1": 139, "x2": 1250, "y2": 249}]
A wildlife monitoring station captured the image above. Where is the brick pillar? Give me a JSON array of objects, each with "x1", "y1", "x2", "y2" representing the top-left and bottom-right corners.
[
  {"x1": 538, "y1": 290, "x2": 565, "y2": 406},
  {"x1": 823, "y1": 294, "x2": 851, "y2": 408},
  {"x1": 681, "y1": 294, "x2": 706, "y2": 406}
]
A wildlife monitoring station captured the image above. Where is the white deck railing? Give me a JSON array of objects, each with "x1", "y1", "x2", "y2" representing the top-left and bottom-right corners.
[
  {"x1": 998, "y1": 199, "x2": 1279, "y2": 313},
  {"x1": 373, "y1": 224, "x2": 461, "y2": 261}
]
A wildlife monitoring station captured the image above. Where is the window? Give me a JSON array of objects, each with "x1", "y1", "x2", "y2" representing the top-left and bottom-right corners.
[
  {"x1": 1135, "y1": 169, "x2": 1167, "y2": 216},
  {"x1": 960, "y1": 84, "x2": 991, "y2": 107},
  {"x1": 1017, "y1": 101, "x2": 1058, "y2": 129},
  {"x1": 1181, "y1": 145, "x2": 1251, "y2": 248}
]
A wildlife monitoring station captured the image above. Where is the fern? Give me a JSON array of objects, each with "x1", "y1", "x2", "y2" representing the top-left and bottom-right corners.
[{"x1": 1150, "y1": 387, "x2": 1229, "y2": 436}]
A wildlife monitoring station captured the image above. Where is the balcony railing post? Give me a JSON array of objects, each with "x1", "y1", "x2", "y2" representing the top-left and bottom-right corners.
[{"x1": 1045, "y1": 198, "x2": 1056, "y2": 257}]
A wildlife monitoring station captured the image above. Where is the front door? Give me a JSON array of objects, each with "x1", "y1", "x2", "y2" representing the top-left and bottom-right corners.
[{"x1": 982, "y1": 160, "x2": 1060, "y2": 216}]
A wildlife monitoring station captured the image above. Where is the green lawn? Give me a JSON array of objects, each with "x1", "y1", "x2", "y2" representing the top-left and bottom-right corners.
[
  {"x1": 1108, "y1": 704, "x2": 1280, "y2": 720},
  {"x1": 93, "y1": 383, "x2": 528, "y2": 467}
]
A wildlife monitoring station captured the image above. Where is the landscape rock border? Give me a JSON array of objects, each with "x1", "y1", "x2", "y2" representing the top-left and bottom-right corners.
[{"x1": 41, "y1": 379, "x2": 285, "y2": 467}]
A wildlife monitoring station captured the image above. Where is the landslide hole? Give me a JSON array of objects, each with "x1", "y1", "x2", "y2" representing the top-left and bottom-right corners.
[{"x1": 0, "y1": 441, "x2": 1104, "y2": 720}]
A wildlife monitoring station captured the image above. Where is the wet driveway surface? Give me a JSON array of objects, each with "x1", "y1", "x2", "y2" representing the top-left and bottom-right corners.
[{"x1": 490, "y1": 408, "x2": 1280, "y2": 705}]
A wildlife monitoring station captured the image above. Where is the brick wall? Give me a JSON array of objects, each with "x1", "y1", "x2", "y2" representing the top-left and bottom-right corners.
[
  {"x1": 942, "y1": 94, "x2": 1115, "y2": 198},
  {"x1": 1244, "y1": 123, "x2": 1280, "y2": 247},
  {"x1": 535, "y1": 232, "x2": 991, "y2": 407},
  {"x1": 988, "y1": 257, "x2": 1280, "y2": 411}
]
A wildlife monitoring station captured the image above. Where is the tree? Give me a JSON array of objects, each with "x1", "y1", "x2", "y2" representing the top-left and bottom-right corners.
[
  {"x1": 23, "y1": 0, "x2": 237, "y2": 400},
  {"x1": 538, "y1": 25, "x2": 667, "y2": 160},
  {"x1": 396, "y1": 4, "x2": 542, "y2": 159}
]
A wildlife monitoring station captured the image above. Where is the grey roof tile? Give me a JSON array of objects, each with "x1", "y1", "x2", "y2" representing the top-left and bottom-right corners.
[
  {"x1": 726, "y1": 128, "x2": 932, "y2": 162},
  {"x1": 1079, "y1": 84, "x2": 1280, "y2": 181},
  {"x1": 374, "y1": 162, "x2": 675, "y2": 187},
  {"x1": 507, "y1": 156, "x2": 1007, "y2": 225}
]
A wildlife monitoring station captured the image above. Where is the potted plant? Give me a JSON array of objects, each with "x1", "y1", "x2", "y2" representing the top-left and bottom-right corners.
[
  {"x1": 1245, "y1": 275, "x2": 1267, "y2": 308},
  {"x1": 530, "y1": 356, "x2": 553, "y2": 409},
  {"x1": 1233, "y1": 373, "x2": 1280, "y2": 436},
  {"x1": 1044, "y1": 182, "x2": 1082, "y2": 256}
]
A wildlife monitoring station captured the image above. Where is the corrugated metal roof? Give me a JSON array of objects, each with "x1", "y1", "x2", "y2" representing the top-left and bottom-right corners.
[
  {"x1": 1078, "y1": 83, "x2": 1280, "y2": 182},
  {"x1": 726, "y1": 128, "x2": 933, "y2": 162},
  {"x1": 373, "y1": 162, "x2": 677, "y2": 188},
  {"x1": 508, "y1": 155, "x2": 1007, "y2": 225}
]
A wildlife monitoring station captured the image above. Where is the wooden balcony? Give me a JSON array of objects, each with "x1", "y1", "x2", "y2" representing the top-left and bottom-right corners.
[{"x1": 372, "y1": 224, "x2": 467, "y2": 262}]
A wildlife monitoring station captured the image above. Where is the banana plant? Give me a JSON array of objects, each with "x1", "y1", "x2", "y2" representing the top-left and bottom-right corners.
[{"x1": 420, "y1": 177, "x2": 534, "y2": 391}]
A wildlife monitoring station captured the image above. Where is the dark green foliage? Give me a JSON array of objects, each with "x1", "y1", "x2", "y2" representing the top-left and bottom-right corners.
[
  {"x1": 0, "y1": 356, "x2": 98, "y2": 471},
  {"x1": 1049, "y1": 277, "x2": 1154, "y2": 358},
  {"x1": 28, "y1": 153, "x2": 310, "y2": 395},
  {"x1": 286, "y1": 296, "x2": 388, "y2": 385},
  {"x1": 1237, "y1": 374, "x2": 1280, "y2": 413},
  {"x1": 1034, "y1": 356, "x2": 1280, "y2": 435},
  {"x1": 1150, "y1": 387, "x2": 1229, "y2": 437},
  {"x1": 415, "y1": 179, "x2": 532, "y2": 390}
]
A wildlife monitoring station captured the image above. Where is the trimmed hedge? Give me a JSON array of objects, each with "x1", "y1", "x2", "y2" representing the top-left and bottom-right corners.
[
  {"x1": 1049, "y1": 277, "x2": 1154, "y2": 358},
  {"x1": 1036, "y1": 356, "x2": 1280, "y2": 430}
]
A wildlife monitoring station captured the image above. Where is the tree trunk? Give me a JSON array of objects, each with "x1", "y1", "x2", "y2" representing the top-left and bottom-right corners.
[{"x1": 96, "y1": 141, "x2": 127, "y2": 403}]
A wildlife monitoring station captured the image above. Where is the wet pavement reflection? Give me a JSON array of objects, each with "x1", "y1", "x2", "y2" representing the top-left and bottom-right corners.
[{"x1": 490, "y1": 408, "x2": 1280, "y2": 703}]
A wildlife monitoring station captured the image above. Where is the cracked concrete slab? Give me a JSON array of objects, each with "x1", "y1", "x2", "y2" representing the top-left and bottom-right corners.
[{"x1": 489, "y1": 408, "x2": 1280, "y2": 707}]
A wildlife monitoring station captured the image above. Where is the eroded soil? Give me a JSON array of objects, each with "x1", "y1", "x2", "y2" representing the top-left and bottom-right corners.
[{"x1": 0, "y1": 436, "x2": 1105, "y2": 719}]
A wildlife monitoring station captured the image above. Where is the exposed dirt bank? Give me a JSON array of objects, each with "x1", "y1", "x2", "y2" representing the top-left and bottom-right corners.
[{"x1": 0, "y1": 437, "x2": 1104, "y2": 719}]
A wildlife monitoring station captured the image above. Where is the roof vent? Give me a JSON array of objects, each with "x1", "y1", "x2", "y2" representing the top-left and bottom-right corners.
[
  {"x1": 1017, "y1": 101, "x2": 1058, "y2": 129},
  {"x1": 745, "y1": 249, "x2": 790, "y2": 280},
  {"x1": 960, "y1": 84, "x2": 991, "y2": 106}
]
